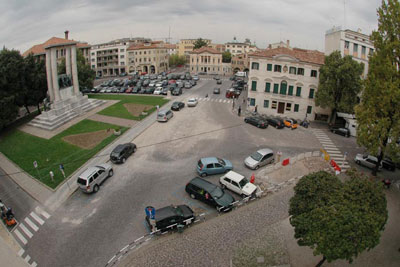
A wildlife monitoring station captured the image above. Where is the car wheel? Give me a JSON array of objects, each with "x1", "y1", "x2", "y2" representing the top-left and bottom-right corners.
[
  {"x1": 255, "y1": 165, "x2": 259, "y2": 170},
  {"x1": 356, "y1": 160, "x2": 361, "y2": 165},
  {"x1": 122, "y1": 157, "x2": 126, "y2": 163},
  {"x1": 93, "y1": 185, "x2": 99, "y2": 193},
  {"x1": 333, "y1": 130, "x2": 336, "y2": 134},
  {"x1": 190, "y1": 193, "x2": 196, "y2": 199},
  {"x1": 220, "y1": 183, "x2": 226, "y2": 189},
  {"x1": 275, "y1": 125, "x2": 279, "y2": 129},
  {"x1": 201, "y1": 172, "x2": 207, "y2": 177},
  {"x1": 133, "y1": 147, "x2": 137, "y2": 153},
  {"x1": 244, "y1": 119, "x2": 248, "y2": 123},
  {"x1": 241, "y1": 194, "x2": 246, "y2": 198},
  {"x1": 257, "y1": 124, "x2": 261, "y2": 128},
  {"x1": 108, "y1": 170, "x2": 114, "y2": 177}
]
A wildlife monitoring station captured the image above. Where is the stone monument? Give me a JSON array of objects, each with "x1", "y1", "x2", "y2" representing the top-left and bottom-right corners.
[{"x1": 28, "y1": 41, "x2": 105, "y2": 130}]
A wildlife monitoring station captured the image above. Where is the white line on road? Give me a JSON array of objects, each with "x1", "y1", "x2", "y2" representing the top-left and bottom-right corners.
[
  {"x1": 120, "y1": 245, "x2": 129, "y2": 252},
  {"x1": 31, "y1": 262, "x2": 37, "y2": 267},
  {"x1": 18, "y1": 249, "x2": 24, "y2": 256},
  {"x1": 134, "y1": 236, "x2": 144, "y2": 243},
  {"x1": 24, "y1": 255, "x2": 31, "y2": 263},
  {"x1": 24, "y1": 217, "x2": 39, "y2": 232},
  {"x1": 223, "y1": 100, "x2": 227, "y2": 103},
  {"x1": 219, "y1": 99, "x2": 222, "y2": 102},
  {"x1": 108, "y1": 255, "x2": 116, "y2": 264},
  {"x1": 19, "y1": 223, "x2": 33, "y2": 238},
  {"x1": 30, "y1": 212, "x2": 44, "y2": 225},
  {"x1": 36, "y1": 206, "x2": 51, "y2": 219},
  {"x1": 14, "y1": 229, "x2": 27, "y2": 245}
]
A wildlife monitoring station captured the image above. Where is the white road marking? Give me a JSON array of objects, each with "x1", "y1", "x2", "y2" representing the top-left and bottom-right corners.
[
  {"x1": 24, "y1": 217, "x2": 39, "y2": 232},
  {"x1": 223, "y1": 100, "x2": 227, "y2": 103},
  {"x1": 18, "y1": 249, "x2": 24, "y2": 256},
  {"x1": 31, "y1": 262, "x2": 37, "y2": 267},
  {"x1": 36, "y1": 206, "x2": 51, "y2": 219},
  {"x1": 14, "y1": 229, "x2": 28, "y2": 245},
  {"x1": 219, "y1": 99, "x2": 223, "y2": 102},
  {"x1": 24, "y1": 255, "x2": 31, "y2": 263},
  {"x1": 19, "y1": 223, "x2": 33, "y2": 238},
  {"x1": 30, "y1": 212, "x2": 44, "y2": 225}
]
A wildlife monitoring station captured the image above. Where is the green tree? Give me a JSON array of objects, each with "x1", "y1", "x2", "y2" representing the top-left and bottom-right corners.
[
  {"x1": 23, "y1": 54, "x2": 47, "y2": 114},
  {"x1": 193, "y1": 38, "x2": 208, "y2": 49},
  {"x1": 222, "y1": 51, "x2": 232, "y2": 63},
  {"x1": 0, "y1": 96, "x2": 19, "y2": 129},
  {"x1": 168, "y1": 54, "x2": 186, "y2": 67},
  {"x1": 315, "y1": 51, "x2": 364, "y2": 123},
  {"x1": 355, "y1": 0, "x2": 400, "y2": 175},
  {"x1": 289, "y1": 171, "x2": 387, "y2": 266}
]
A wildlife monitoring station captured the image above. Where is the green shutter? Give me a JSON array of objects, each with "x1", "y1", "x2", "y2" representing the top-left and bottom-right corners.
[
  {"x1": 264, "y1": 100, "x2": 269, "y2": 108},
  {"x1": 280, "y1": 83, "x2": 287, "y2": 95},
  {"x1": 307, "y1": 105, "x2": 312, "y2": 114},
  {"x1": 288, "y1": 86, "x2": 293, "y2": 96},
  {"x1": 296, "y1": 87, "x2": 302, "y2": 96},
  {"x1": 250, "y1": 98, "x2": 256, "y2": 106},
  {"x1": 267, "y1": 64, "x2": 272, "y2": 71},
  {"x1": 309, "y1": 89, "x2": 314, "y2": 99},
  {"x1": 251, "y1": 81, "x2": 257, "y2": 91},
  {"x1": 294, "y1": 104, "x2": 299, "y2": 112},
  {"x1": 273, "y1": 84, "x2": 279, "y2": 94},
  {"x1": 265, "y1": 82, "x2": 271, "y2": 92}
]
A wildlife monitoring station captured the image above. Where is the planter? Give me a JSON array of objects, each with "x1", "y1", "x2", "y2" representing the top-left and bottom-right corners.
[
  {"x1": 141, "y1": 112, "x2": 148, "y2": 116},
  {"x1": 113, "y1": 130, "x2": 121, "y2": 136}
]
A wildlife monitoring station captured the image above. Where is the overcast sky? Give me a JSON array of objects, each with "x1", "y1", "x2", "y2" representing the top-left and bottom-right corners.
[{"x1": 0, "y1": 0, "x2": 381, "y2": 53}]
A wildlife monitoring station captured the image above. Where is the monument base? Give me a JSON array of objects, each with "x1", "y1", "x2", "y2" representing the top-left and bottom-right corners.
[{"x1": 28, "y1": 95, "x2": 105, "y2": 131}]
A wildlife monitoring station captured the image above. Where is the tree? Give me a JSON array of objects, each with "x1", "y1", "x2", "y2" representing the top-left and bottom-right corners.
[
  {"x1": 193, "y1": 38, "x2": 208, "y2": 49},
  {"x1": 23, "y1": 54, "x2": 47, "y2": 114},
  {"x1": 0, "y1": 96, "x2": 19, "y2": 129},
  {"x1": 222, "y1": 51, "x2": 232, "y2": 63},
  {"x1": 315, "y1": 51, "x2": 364, "y2": 123},
  {"x1": 289, "y1": 171, "x2": 387, "y2": 266},
  {"x1": 168, "y1": 54, "x2": 186, "y2": 67},
  {"x1": 355, "y1": 0, "x2": 400, "y2": 175}
]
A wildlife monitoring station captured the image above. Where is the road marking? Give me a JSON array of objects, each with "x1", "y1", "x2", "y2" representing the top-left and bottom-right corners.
[
  {"x1": 24, "y1": 217, "x2": 39, "y2": 232},
  {"x1": 219, "y1": 99, "x2": 223, "y2": 102},
  {"x1": 31, "y1": 262, "x2": 37, "y2": 267},
  {"x1": 14, "y1": 229, "x2": 28, "y2": 245},
  {"x1": 24, "y1": 255, "x2": 31, "y2": 263},
  {"x1": 120, "y1": 245, "x2": 129, "y2": 252},
  {"x1": 37, "y1": 207, "x2": 51, "y2": 219},
  {"x1": 30, "y1": 212, "x2": 44, "y2": 225},
  {"x1": 108, "y1": 255, "x2": 116, "y2": 264},
  {"x1": 18, "y1": 249, "x2": 24, "y2": 256},
  {"x1": 223, "y1": 100, "x2": 227, "y2": 103},
  {"x1": 325, "y1": 148, "x2": 341, "y2": 152},
  {"x1": 198, "y1": 98, "x2": 203, "y2": 101},
  {"x1": 19, "y1": 223, "x2": 33, "y2": 238}
]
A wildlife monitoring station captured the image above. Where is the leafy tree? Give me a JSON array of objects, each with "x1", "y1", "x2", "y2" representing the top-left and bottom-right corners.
[
  {"x1": 23, "y1": 54, "x2": 47, "y2": 114},
  {"x1": 222, "y1": 51, "x2": 232, "y2": 63},
  {"x1": 169, "y1": 54, "x2": 186, "y2": 67},
  {"x1": 355, "y1": 0, "x2": 400, "y2": 175},
  {"x1": 0, "y1": 96, "x2": 19, "y2": 129},
  {"x1": 193, "y1": 38, "x2": 208, "y2": 49},
  {"x1": 315, "y1": 51, "x2": 364, "y2": 123},
  {"x1": 290, "y1": 171, "x2": 387, "y2": 266}
]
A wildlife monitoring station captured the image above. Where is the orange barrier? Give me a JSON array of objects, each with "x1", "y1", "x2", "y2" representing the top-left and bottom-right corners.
[
  {"x1": 250, "y1": 173, "x2": 255, "y2": 184},
  {"x1": 282, "y1": 158, "x2": 290, "y2": 166}
]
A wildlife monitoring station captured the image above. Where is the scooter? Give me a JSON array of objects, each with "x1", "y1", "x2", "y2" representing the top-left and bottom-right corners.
[
  {"x1": 1, "y1": 207, "x2": 16, "y2": 226},
  {"x1": 300, "y1": 119, "x2": 309, "y2": 128}
]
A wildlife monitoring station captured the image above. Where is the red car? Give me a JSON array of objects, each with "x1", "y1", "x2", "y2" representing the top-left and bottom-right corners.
[
  {"x1": 168, "y1": 80, "x2": 176, "y2": 84},
  {"x1": 225, "y1": 89, "x2": 240, "y2": 99}
]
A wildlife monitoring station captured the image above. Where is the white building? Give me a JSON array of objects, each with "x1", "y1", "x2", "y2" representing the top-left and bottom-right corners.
[
  {"x1": 247, "y1": 47, "x2": 330, "y2": 121},
  {"x1": 325, "y1": 27, "x2": 374, "y2": 77},
  {"x1": 225, "y1": 37, "x2": 258, "y2": 56}
]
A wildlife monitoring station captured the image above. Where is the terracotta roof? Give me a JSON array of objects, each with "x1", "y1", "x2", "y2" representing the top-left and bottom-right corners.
[
  {"x1": 164, "y1": 44, "x2": 177, "y2": 49},
  {"x1": 190, "y1": 47, "x2": 222, "y2": 54},
  {"x1": 23, "y1": 37, "x2": 87, "y2": 57},
  {"x1": 249, "y1": 47, "x2": 324, "y2": 65}
]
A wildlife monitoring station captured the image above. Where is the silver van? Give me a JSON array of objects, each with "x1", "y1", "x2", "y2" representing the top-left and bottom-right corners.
[
  {"x1": 157, "y1": 110, "x2": 173, "y2": 122},
  {"x1": 77, "y1": 164, "x2": 113, "y2": 193}
]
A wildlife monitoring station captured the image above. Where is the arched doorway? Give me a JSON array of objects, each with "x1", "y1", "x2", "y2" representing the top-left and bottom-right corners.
[
  {"x1": 143, "y1": 66, "x2": 148, "y2": 74},
  {"x1": 150, "y1": 65, "x2": 156, "y2": 74}
]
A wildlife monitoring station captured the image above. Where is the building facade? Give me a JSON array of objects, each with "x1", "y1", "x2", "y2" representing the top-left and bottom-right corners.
[
  {"x1": 164, "y1": 43, "x2": 177, "y2": 55},
  {"x1": 189, "y1": 47, "x2": 231, "y2": 75},
  {"x1": 231, "y1": 53, "x2": 250, "y2": 73},
  {"x1": 178, "y1": 39, "x2": 212, "y2": 57},
  {"x1": 127, "y1": 42, "x2": 169, "y2": 74},
  {"x1": 247, "y1": 47, "x2": 330, "y2": 121},
  {"x1": 325, "y1": 27, "x2": 374, "y2": 77},
  {"x1": 225, "y1": 38, "x2": 258, "y2": 56}
]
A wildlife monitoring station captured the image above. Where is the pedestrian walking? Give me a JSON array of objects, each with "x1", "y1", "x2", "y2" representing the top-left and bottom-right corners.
[
  {"x1": 255, "y1": 105, "x2": 258, "y2": 113},
  {"x1": 238, "y1": 106, "x2": 241, "y2": 116},
  {"x1": 232, "y1": 100, "x2": 235, "y2": 110}
]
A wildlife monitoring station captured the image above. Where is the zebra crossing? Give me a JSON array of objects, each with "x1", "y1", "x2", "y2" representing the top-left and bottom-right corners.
[
  {"x1": 197, "y1": 97, "x2": 233, "y2": 104},
  {"x1": 312, "y1": 129, "x2": 351, "y2": 169},
  {"x1": 12, "y1": 206, "x2": 51, "y2": 267}
]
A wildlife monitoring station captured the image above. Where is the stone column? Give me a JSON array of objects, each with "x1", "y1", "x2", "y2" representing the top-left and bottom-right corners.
[
  {"x1": 65, "y1": 47, "x2": 71, "y2": 77},
  {"x1": 45, "y1": 49, "x2": 55, "y2": 102},
  {"x1": 71, "y1": 46, "x2": 80, "y2": 95},
  {"x1": 51, "y1": 48, "x2": 61, "y2": 101}
]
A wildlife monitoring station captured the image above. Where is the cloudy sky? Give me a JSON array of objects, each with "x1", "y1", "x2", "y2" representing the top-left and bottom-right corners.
[{"x1": 0, "y1": 0, "x2": 381, "y2": 53}]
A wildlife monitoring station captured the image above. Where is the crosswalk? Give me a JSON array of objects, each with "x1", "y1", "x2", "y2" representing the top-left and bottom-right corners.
[
  {"x1": 197, "y1": 97, "x2": 233, "y2": 104},
  {"x1": 312, "y1": 129, "x2": 351, "y2": 169},
  {"x1": 199, "y1": 78, "x2": 229, "y2": 81},
  {"x1": 12, "y1": 206, "x2": 51, "y2": 267}
]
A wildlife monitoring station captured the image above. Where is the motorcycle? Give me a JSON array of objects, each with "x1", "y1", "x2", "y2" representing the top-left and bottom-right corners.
[
  {"x1": 1, "y1": 207, "x2": 16, "y2": 226},
  {"x1": 300, "y1": 119, "x2": 309, "y2": 128}
]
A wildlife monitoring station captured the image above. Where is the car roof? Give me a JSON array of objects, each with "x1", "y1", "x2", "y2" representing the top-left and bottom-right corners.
[
  {"x1": 257, "y1": 148, "x2": 274, "y2": 155},
  {"x1": 223, "y1": 171, "x2": 245, "y2": 183},
  {"x1": 154, "y1": 206, "x2": 178, "y2": 221},
  {"x1": 200, "y1": 157, "x2": 218, "y2": 164},
  {"x1": 113, "y1": 143, "x2": 129, "y2": 153},
  {"x1": 79, "y1": 166, "x2": 100, "y2": 179},
  {"x1": 189, "y1": 177, "x2": 216, "y2": 192},
  {"x1": 188, "y1": 98, "x2": 196, "y2": 101}
]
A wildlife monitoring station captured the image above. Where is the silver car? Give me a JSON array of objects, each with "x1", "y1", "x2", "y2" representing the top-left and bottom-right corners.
[
  {"x1": 354, "y1": 154, "x2": 383, "y2": 170},
  {"x1": 77, "y1": 164, "x2": 113, "y2": 193},
  {"x1": 157, "y1": 110, "x2": 173, "y2": 122},
  {"x1": 187, "y1": 98, "x2": 198, "y2": 107},
  {"x1": 244, "y1": 148, "x2": 275, "y2": 170}
]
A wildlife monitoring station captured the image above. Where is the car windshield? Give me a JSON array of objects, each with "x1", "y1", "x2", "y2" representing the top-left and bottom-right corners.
[
  {"x1": 173, "y1": 102, "x2": 179, "y2": 105},
  {"x1": 217, "y1": 158, "x2": 226, "y2": 166},
  {"x1": 250, "y1": 152, "x2": 263, "y2": 161},
  {"x1": 210, "y1": 187, "x2": 224, "y2": 199},
  {"x1": 111, "y1": 152, "x2": 120, "y2": 157},
  {"x1": 175, "y1": 206, "x2": 183, "y2": 216},
  {"x1": 239, "y1": 178, "x2": 249, "y2": 188}
]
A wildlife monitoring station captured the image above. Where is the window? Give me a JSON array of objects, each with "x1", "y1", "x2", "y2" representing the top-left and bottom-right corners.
[
  {"x1": 251, "y1": 62, "x2": 259, "y2": 70},
  {"x1": 280, "y1": 81, "x2": 287, "y2": 95},
  {"x1": 294, "y1": 104, "x2": 299, "y2": 112},
  {"x1": 272, "y1": 101, "x2": 277, "y2": 109},
  {"x1": 297, "y1": 68, "x2": 304, "y2": 75},
  {"x1": 273, "y1": 83, "x2": 279, "y2": 94},
  {"x1": 369, "y1": 48, "x2": 374, "y2": 55},
  {"x1": 288, "y1": 86, "x2": 294, "y2": 96},
  {"x1": 251, "y1": 81, "x2": 257, "y2": 91},
  {"x1": 309, "y1": 88, "x2": 315, "y2": 99},
  {"x1": 307, "y1": 105, "x2": 312, "y2": 114},
  {"x1": 250, "y1": 98, "x2": 256, "y2": 106},
  {"x1": 311, "y1": 70, "x2": 317, "y2": 77},
  {"x1": 296, "y1": 87, "x2": 302, "y2": 96},
  {"x1": 289, "y1": 67, "x2": 296, "y2": 74},
  {"x1": 265, "y1": 82, "x2": 271, "y2": 92},
  {"x1": 120, "y1": 49, "x2": 125, "y2": 52},
  {"x1": 274, "y1": 65, "x2": 282, "y2": 72},
  {"x1": 267, "y1": 64, "x2": 272, "y2": 71},
  {"x1": 264, "y1": 100, "x2": 269, "y2": 108},
  {"x1": 91, "y1": 58, "x2": 95, "y2": 62},
  {"x1": 345, "y1": 41, "x2": 350, "y2": 49},
  {"x1": 353, "y1": 43, "x2": 358, "y2": 53},
  {"x1": 362, "y1": 46, "x2": 366, "y2": 55},
  {"x1": 120, "y1": 55, "x2": 125, "y2": 59},
  {"x1": 286, "y1": 103, "x2": 292, "y2": 111}
]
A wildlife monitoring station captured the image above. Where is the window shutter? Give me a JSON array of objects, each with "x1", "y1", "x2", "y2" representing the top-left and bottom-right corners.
[
  {"x1": 309, "y1": 89, "x2": 315, "y2": 99},
  {"x1": 296, "y1": 87, "x2": 302, "y2": 96},
  {"x1": 280, "y1": 83, "x2": 287, "y2": 95},
  {"x1": 294, "y1": 104, "x2": 299, "y2": 112},
  {"x1": 288, "y1": 86, "x2": 293, "y2": 96},
  {"x1": 265, "y1": 82, "x2": 270, "y2": 92},
  {"x1": 251, "y1": 81, "x2": 257, "y2": 91},
  {"x1": 273, "y1": 84, "x2": 279, "y2": 94}
]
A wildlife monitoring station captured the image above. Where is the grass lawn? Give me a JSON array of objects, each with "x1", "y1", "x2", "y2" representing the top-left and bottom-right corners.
[
  {"x1": 0, "y1": 120, "x2": 128, "y2": 189},
  {"x1": 88, "y1": 94, "x2": 169, "y2": 120}
]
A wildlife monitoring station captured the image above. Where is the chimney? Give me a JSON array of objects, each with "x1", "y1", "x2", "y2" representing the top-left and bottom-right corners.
[
  {"x1": 286, "y1": 40, "x2": 290, "y2": 48},
  {"x1": 64, "y1": 30, "x2": 69, "y2": 40},
  {"x1": 268, "y1": 44, "x2": 272, "y2": 49}
]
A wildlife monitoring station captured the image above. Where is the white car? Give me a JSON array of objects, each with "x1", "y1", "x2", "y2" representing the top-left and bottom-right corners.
[
  {"x1": 149, "y1": 82, "x2": 155, "y2": 87},
  {"x1": 153, "y1": 87, "x2": 163, "y2": 95},
  {"x1": 244, "y1": 148, "x2": 275, "y2": 170},
  {"x1": 219, "y1": 171, "x2": 257, "y2": 197},
  {"x1": 193, "y1": 75, "x2": 199, "y2": 81},
  {"x1": 187, "y1": 98, "x2": 198, "y2": 107},
  {"x1": 155, "y1": 82, "x2": 163, "y2": 87}
]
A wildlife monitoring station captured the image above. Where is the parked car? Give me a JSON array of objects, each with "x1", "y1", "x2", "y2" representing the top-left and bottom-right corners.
[
  {"x1": 161, "y1": 87, "x2": 169, "y2": 95},
  {"x1": 283, "y1": 118, "x2": 298, "y2": 129},
  {"x1": 153, "y1": 87, "x2": 163, "y2": 95},
  {"x1": 264, "y1": 116, "x2": 284, "y2": 129},
  {"x1": 145, "y1": 87, "x2": 155, "y2": 94},
  {"x1": 382, "y1": 157, "x2": 396, "y2": 171},
  {"x1": 145, "y1": 205, "x2": 195, "y2": 233},
  {"x1": 187, "y1": 98, "x2": 198, "y2": 107},
  {"x1": 354, "y1": 154, "x2": 383, "y2": 170},
  {"x1": 192, "y1": 75, "x2": 199, "y2": 81},
  {"x1": 157, "y1": 110, "x2": 173, "y2": 122},
  {"x1": 213, "y1": 88, "x2": 220, "y2": 94},
  {"x1": 216, "y1": 80, "x2": 222, "y2": 85},
  {"x1": 110, "y1": 143, "x2": 137, "y2": 164},
  {"x1": 184, "y1": 82, "x2": 192, "y2": 89},
  {"x1": 219, "y1": 171, "x2": 257, "y2": 197},
  {"x1": 172, "y1": 88, "x2": 182, "y2": 96},
  {"x1": 190, "y1": 80, "x2": 197, "y2": 86},
  {"x1": 77, "y1": 164, "x2": 113, "y2": 193},
  {"x1": 244, "y1": 116, "x2": 268, "y2": 129},
  {"x1": 244, "y1": 148, "x2": 275, "y2": 170},
  {"x1": 331, "y1": 127, "x2": 350, "y2": 137},
  {"x1": 171, "y1": 101, "x2": 185, "y2": 111},
  {"x1": 185, "y1": 177, "x2": 234, "y2": 212},
  {"x1": 197, "y1": 157, "x2": 233, "y2": 177}
]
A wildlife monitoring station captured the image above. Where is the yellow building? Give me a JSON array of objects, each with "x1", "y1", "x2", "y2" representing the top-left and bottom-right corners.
[
  {"x1": 178, "y1": 39, "x2": 212, "y2": 57},
  {"x1": 189, "y1": 47, "x2": 231, "y2": 75},
  {"x1": 127, "y1": 42, "x2": 169, "y2": 74}
]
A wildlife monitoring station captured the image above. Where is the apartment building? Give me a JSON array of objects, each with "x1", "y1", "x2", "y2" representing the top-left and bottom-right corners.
[
  {"x1": 325, "y1": 26, "x2": 374, "y2": 77},
  {"x1": 247, "y1": 47, "x2": 330, "y2": 121},
  {"x1": 189, "y1": 47, "x2": 231, "y2": 75},
  {"x1": 164, "y1": 43, "x2": 177, "y2": 55},
  {"x1": 178, "y1": 38, "x2": 212, "y2": 57},
  {"x1": 231, "y1": 53, "x2": 250, "y2": 73},
  {"x1": 225, "y1": 37, "x2": 258, "y2": 56},
  {"x1": 127, "y1": 42, "x2": 169, "y2": 74}
]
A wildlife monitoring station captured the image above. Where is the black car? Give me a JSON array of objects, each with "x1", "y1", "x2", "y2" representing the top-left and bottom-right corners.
[
  {"x1": 244, "y1": 116, "x2": 268, "y2": 129},
  {"x1": 171, "y1": 101, "x2": 185, "y2": 111},
  {"x1": 145, "y1": 87, "x2": 155, "y2": 94},
  {"x1": 216, "y1": 80, "x2": 222, "y2": 85},
  {"x1": 132, "y1": 86, "x2": 140, "y2": 94},
  {"x1": 110, "y1": 143, "x2": 137, "y2": 164},
  {"x1": 264, "y1": 117, "x2": 284, "y2": 129},
  {"x1": 145, "y1": 205, "x2": 195, "y2": 233},
  {"x1": 331, "y1": 127, "x2": 350, "y2": 137},
  {"x1": 172, "y1": 88, "x2": 182, "y2": 96},
  {"x1": 185, "y1": 177, "x2": 234, "y2": 212},
  {"x1": 382, "y1": 158, "x2": 396, "y2": 171},
  {"x1": 213, "y1": 88, "x2": 220, "y2": 94}
]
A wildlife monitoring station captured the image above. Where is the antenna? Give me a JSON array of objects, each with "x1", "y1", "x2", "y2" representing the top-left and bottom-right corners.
[
  {"x1": 343, "y1": 0, "x2": 347, "y2": 30},
  {"x1": 168, "y1": 26, "x2": 171, "y2": 43}
]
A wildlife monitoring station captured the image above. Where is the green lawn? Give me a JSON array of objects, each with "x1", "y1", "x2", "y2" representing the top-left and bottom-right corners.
[
  {"x1": 89, "y1": 94, "x2": 169, "y2": 120},
  {"x1": 0, "y1": 120, "x2": 128, "y2": 189}
]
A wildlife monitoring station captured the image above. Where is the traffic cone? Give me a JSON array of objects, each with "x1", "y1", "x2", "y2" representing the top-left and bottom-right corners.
[{"x1": 250, "y1": 173, "x2": 255, "y2": 184}]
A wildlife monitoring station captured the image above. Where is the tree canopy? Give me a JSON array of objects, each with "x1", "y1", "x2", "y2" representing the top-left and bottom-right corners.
[
  {"x1": 315, "y1": 51, "x2": 364, "y2": 123},
  {"x1": 222, "y1": 51, "x2": 232, "y2": 63},
  {"x1": 193, "y1": 38, "x2": 208, "y2": 49},
  {"x1": 355, "y1": 0, "x2": 400, "y2": 175},
  {"x1": 289, "y1": 171, "x2": 387, "y2": 266},
  {"x1": 168, "y1": 54, "x2": 186, "y2": 67}
]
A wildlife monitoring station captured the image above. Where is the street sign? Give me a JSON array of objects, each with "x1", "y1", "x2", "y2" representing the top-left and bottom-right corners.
[
  {"x1": 145, "y1": 206, "x2": 155, "y2": 220},
  {"x1": 33, "y1": 161, "x2": 38, "y2": 168}
]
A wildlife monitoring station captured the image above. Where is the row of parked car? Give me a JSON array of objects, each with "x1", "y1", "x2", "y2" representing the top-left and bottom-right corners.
[{"x1": 244, "y1": 115, "x2": 300, "y2": 129}]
